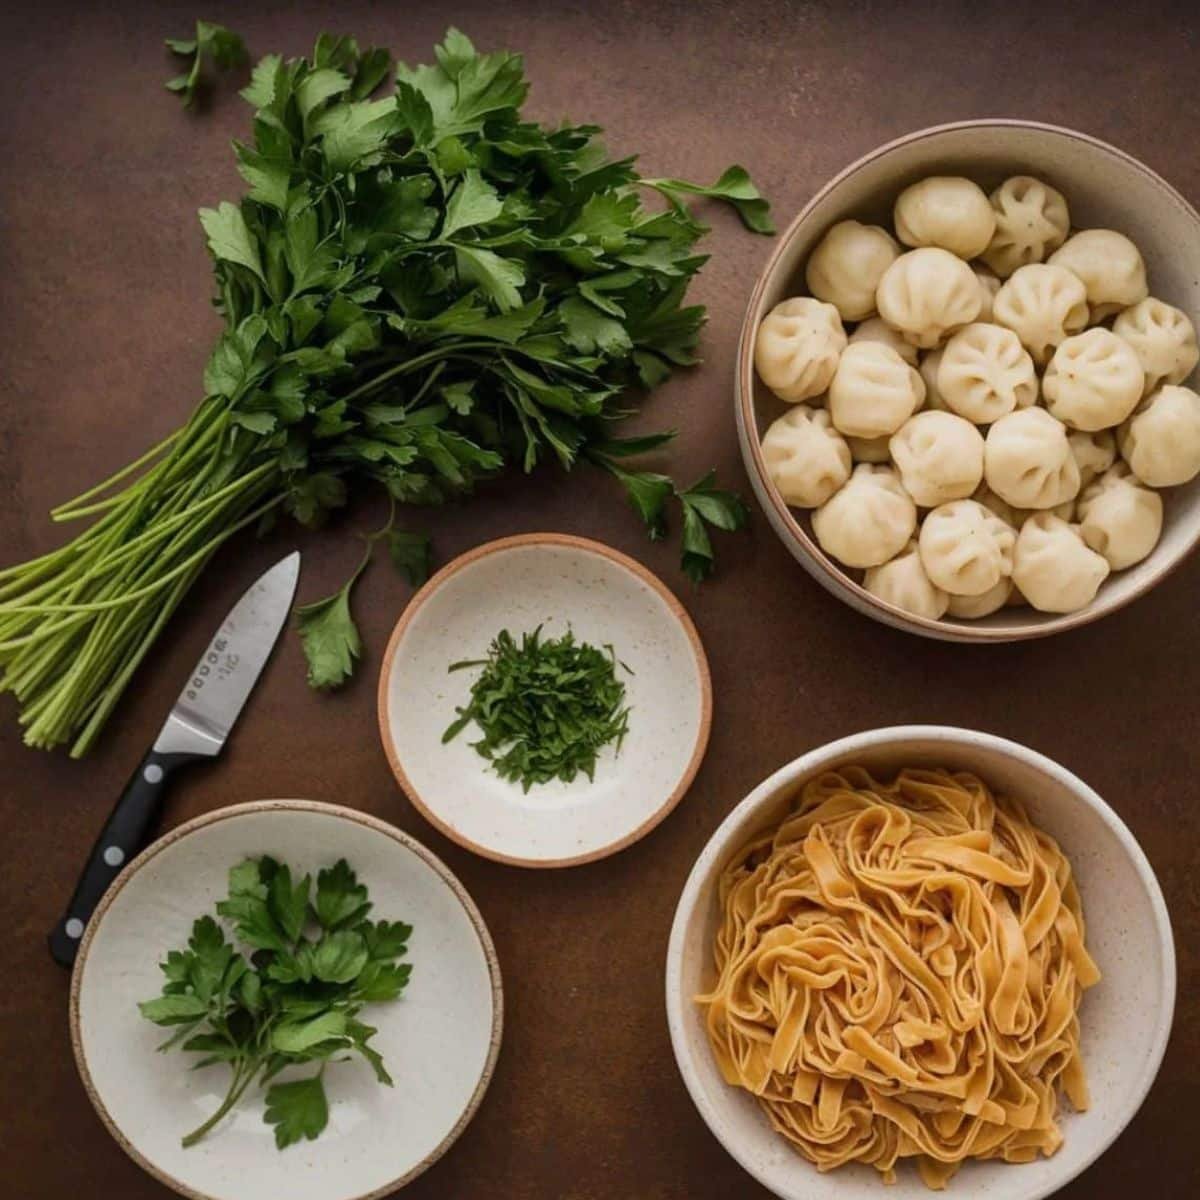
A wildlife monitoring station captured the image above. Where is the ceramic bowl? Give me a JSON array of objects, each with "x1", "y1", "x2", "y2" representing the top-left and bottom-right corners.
[
  {"x1": 737, "y1": 120, "x2": 1200, "y2": 641},
  {"x1": 71, "y1": 800, "x2": 502, "y2": 1200},
  {"x1": 666, "y1": 726, "x2": 1175, "y2": 1200},
  {"x1": 378, "y1": 533, "x2": 711, "y2": 867}
]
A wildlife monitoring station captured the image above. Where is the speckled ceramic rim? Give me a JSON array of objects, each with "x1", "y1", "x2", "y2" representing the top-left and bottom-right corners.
[
  {"x1": 377, "y1": 532, "x2": 713, "y2": 868},
  {"x1": 68, "y1": 799, "x2": 505, "y2": 1200},
  {"x1": 737, "y1": 119, "x2": 1200, "y2": 642},
  {"x1": 665, "y1": 725, "x2": 1177, "y2": 1200}
]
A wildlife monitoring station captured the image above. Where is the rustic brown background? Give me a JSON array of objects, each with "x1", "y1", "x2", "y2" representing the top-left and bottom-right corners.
[{"x1": 1, "y1": 1, "x2": 1197, "y2": 1196}]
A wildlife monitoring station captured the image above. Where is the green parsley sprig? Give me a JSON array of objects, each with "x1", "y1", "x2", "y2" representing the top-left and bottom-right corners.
[
  {"x1": 0, "y1": 26, "x2": 769, "y2": 754},
  {"x1": 138, "y1": 856, "x2": 412, "y2": 1149},
  {"x1": 166, "y1": 21, "x2": 248, "y2": 107},
  {"x1": 444, "y1": 626, "x2": 631, "y2": 791},
  {"x1": 294, "y1": 502, "x2": 431, "y2": 689}
]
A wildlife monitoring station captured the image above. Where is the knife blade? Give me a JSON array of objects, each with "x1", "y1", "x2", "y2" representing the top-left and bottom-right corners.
[
  {"x1": 48, "y1": 551, "x2": 301, "y2": 967},
  {"x1": 154, "y1": 551, "x2": 301, "y2": 758}
]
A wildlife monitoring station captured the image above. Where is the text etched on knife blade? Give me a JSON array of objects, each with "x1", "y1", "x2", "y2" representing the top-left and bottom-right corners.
[{"x1": 185, "y1": 636, "x2": 242, "y2": 703}]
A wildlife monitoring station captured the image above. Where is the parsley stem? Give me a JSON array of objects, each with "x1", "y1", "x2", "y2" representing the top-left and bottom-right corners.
[
  {"x1": 181, "y1": 1056, "x2": 262, "y2": 1148},
  {"x1": 0, "y1": 484, "x2": 280, "y2": 614},
  {"x1": 49, "y1": 426, "x2": 185, "y2": 520},
  {"x1": 341, "y1": 341, "x2": 500, "y2": 402},
  {"x1": 63, "y1": 460, "x2": 278, "y2": 579}
]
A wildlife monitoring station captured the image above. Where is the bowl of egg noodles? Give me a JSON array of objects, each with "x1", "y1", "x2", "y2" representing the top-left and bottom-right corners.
[{"x1": 665, "y1": 726, "x2": 1174, "y2": 1199}]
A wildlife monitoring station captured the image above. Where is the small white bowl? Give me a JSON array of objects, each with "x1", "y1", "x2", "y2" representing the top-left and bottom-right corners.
[
  {"x1": 71, "y1": 800, "x2": 502, "y2": 1200},
  {"x1": 378, "y1": 533, "x2": 711, "y2": 867},
  {"x1": 738, "y1": 120, "x2": 1200, "y2": 641},
  {"x1": 666, "y1": 726, "x2": 1175, "y2": 1200}
]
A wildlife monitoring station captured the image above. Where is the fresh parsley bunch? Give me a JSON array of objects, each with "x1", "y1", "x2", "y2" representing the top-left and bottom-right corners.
[
  {"x1": 138, "y1": 856, "x2": 412, "y2": 1149},
  {"x1": 0, "y1": 27, "x2": 770, "y2": 753}
]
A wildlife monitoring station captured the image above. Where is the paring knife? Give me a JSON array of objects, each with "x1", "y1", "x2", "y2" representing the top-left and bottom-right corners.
[{"x1": 48, "y1": 551, "x2": 301, "y2": 968}]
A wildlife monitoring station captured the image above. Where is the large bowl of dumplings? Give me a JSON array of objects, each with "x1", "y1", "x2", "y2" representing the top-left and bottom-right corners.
[{"x1": 736, "y1": 120, "x2": 1200, "y2": 640}]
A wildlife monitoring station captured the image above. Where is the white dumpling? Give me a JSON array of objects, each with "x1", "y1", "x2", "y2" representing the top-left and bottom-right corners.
[
  {"x1": 805, "y1": 221, "x2": 901, "y2": 322},
  {"x1": 755, "y1": 298, "x2": 847, "y2": 402},
  {"x1": 984, "y1": 408, "x2": 1081, "y2": 509},
  {"x1": 947, "y1": 576, "x2": 1013, "y2": 619},
  {"x1": 893, "y1": 176, "x2": 996, "y2": 260},
  {"x1": 846, "y1": 434, "x2": 892, "y2": 463},
  {"x1": 1012, "y1": 513, "x2": 1110, "y2": 613},
  {"x1": 827, "y1": 341, "x2": 925, "y2": 438},
  {"x1": 760, "y1": 405, "x2": 852, "y2": 508},
  {"x1": 1042, "y1": 328, "x2": 1144, "y2": 431},
  {"x1": 1112, "y1": 298, "x2": 1200, "y2": 395},
  {"x1": 1118, "y1": 384, "x2": 1200, "y2": 486},
  {"x1": 1068, "y1": 429, "x2": 1117, "y2": 489},
  {"x1": 876, "y1": 248, "x2": 982, "y2": 349},
  {"x1": 992, "y1": 263, "x2": 1089, "y2": 365},
  {"x1": 972, "y1": 264, "x2": 1002, "y2": 321},
  {"x1": 889, "y1": 411, "x2": 985, "y2": 507},
  {"x1": 980, "y1": 176, "x2": 1070, "y2": 278},
  {"x1": 937, "y1": 322, "x2": 1037, "y2": 423},
  {"x1": 918, "y1": 499, "x2": 1016, "y2": 596},
  {"x1": 812, "y1": 464, "x2": 917, "y2": 568},
  {"x1": 847, "y1": 316, "x2": 920, "y2": 365},
  {"x1": 1048, "y1": 229, "x2": 1148, "y2": 321},
  {"x1": 1077, "y1": 462, "x2": 1163, "y2": 570},
  {"x1": 863, "y1": 540, "x2": 950, "y2": 619},
  {"x1": 918, "y1": 347, "x2": 948, "y2": 410}
]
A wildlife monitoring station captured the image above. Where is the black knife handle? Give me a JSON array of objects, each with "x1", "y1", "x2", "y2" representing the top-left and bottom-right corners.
[{"x1": 48, "y1": 749, "x2": 199, "y2": 968}]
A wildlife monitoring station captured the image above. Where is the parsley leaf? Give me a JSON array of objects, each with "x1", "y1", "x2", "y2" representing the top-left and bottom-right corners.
[
  {"x1": 264, "y1": 1074, "x2": 329, "y2": 1149},
  {"x1": 295, "y1": 553, "x2": 368, "y2": 690},
  {"x1": 347, "y1": 1020, "x2": 394, "y2": 1086},
  {"x1": 311, "y1": 930, "x2": 369, "y2": 983},
  {"x1": 314, "y1": 858, "x2": 372, "y2": 929},
  {"x1": 198, "y1": 201, "x2": 266, "y2": 283},
  {"x1": 604, "y1": 464, "x2": 674, "y2": 538},
  {"x1": 677, "y1": 471, "x2": 750, "y2": 582},
  {"x1": 355, "y1": 961, "x2": 414, "y2": 1003},
  {"x1": 166, "y1": 21, "x2": 248, "y2": 108},
  {"x1": 442, "y1": 169, "x2": 504, "y2": 237},
  {"x1": 268, "y1": 862, "x2": 312, "y2": 944},
  {"x1": 388, "y1": 529, "x2": 432, "y2": 586},
  {"x1": 272, "y1": 1010, "x2": 348, "y2": 1054},
  {"x1": 643, "y1": 165, "x2": 775, "y2": 235},
  {"x1": 453, "y1": 244, "x2": 526, "y2": 311},
  {"x1": 138, "y1": 992, "x2": 210, "y2": 1024}
]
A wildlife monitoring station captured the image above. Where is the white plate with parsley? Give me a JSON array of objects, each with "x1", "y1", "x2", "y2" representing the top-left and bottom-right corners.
[
  {"x1": 378, "y1": 533, "x2": 713, "y2": 867},
  {"x1": 69, "y1": 800, "x2": 502, "y2": 1200}
]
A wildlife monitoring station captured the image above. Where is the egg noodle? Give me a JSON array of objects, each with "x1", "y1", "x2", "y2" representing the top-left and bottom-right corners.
[{"x1": 697, "y1": 767, "x2": 1099, "y2": 1189}]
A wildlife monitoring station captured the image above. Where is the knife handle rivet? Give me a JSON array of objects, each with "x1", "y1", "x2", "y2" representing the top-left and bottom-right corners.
[
  {"x1": 103, "y1": 846, "x2": 125, "y2": 868},
  {"x1": 143, "y1": 764, "x2": 164, "y2": 784},
  {"x1": 65, "y1": 918, "x2": 84, "y2": 939}
]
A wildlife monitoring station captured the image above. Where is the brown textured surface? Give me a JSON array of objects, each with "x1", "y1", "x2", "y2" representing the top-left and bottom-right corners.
[{"x1": 1, "y1": 2, "x2": 1197, "y2": 1197}]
